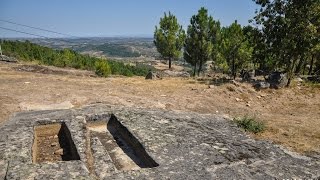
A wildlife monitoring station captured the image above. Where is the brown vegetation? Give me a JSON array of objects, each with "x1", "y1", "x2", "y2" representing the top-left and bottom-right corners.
[{"x1": 0, "y1": 61, "x2": 319, "y2": 154}]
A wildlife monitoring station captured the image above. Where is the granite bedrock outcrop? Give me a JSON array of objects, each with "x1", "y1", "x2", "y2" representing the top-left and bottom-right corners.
[{"x1": 0, "y1": 104, "x2": 319, "y2": 179}]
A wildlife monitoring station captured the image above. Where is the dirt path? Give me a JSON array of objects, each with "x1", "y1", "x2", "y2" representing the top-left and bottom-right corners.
[{"x1": 0, "y1": 61, "x2": 319, "y2": 154}]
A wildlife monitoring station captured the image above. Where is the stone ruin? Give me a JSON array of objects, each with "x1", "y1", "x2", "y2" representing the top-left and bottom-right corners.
[{"x1": 0, "y1": 104, "x2": 319, "y2": 179}]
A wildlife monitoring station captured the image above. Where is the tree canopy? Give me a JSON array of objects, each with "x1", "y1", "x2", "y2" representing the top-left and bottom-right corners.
[
  {"x1": 219, "y1": 21, "x2": 253, "y2": 79},
  {"x1": 154, "y1": 12, "x2": 186, "y2": 69},
  {"x1": 252, "y1": 0, "x2": 320, "y2": 85},
  {"x1": 184, "y1": 7, "x2": 215, "y2": 76},
  {"x1": 150, "y1": 1, "x2": 320, "y2": 82},
  {"x1": 0, "y1": 40, "x2": 153, "y2": 77}
]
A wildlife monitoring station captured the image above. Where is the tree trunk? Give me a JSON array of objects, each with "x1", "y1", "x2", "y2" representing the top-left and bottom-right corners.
[
  {"x1": 197, "y1": 60, "x2": 203, "y2": 76},
  {"x1": 302, "y1": 61, "x2": 307, "y2": 75},
  {"x1": 295, "y1": 55, "x2": 305, "y2": 74},
  {"x1": 308, "y1": 54, "x2": 314, "y2": 75},
  {"x1": 169, "y1": 57, "x2": 172, "y2": 69},
  {"x1": 286, "y1": 76, "x2": 292, "y2": 87},
  {"x1": 286, "y1": 57, "x2": 297, "y2": 87},
  {"x1": 232, "y1": 57, "x2": 236, "y2": 79},
  {"x1": 286, "y1": 64, "x2": 294, "y2": 87},
  {"x1": 193, "y1": 64, "x2": 197, "y2": 77}
]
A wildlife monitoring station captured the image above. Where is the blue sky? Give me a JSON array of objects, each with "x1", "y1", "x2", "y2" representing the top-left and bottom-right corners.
[{"x1": 0, "y1": 0, "x2": 258, "y2": 38}]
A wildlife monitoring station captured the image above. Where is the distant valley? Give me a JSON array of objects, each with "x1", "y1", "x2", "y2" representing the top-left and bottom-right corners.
[{"x1": 27, "y1": 37, "x2": 160, "y2": 60}]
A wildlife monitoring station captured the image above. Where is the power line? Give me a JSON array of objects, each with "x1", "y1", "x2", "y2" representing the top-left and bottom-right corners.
[
  {"x1": 0, "y1": 26, "x2": 49, "y2": 39},
  {"x1": 0, "y1": 19, "x2": 101, "y2": 46},
  {"x1": 0, "y1": 26, "x2": 77, "y2": 44},
  {"x1": 0, "y1": 19, "x2": 76, "y2": 38}
]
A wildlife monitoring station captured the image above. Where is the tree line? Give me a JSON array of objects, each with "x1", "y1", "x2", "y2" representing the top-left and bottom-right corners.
[
  {"x1": 154, "y1": 1, "x2": 320, "y2": 86},
  {"x1": 0, "y1": 40, "x2": 152, "y2": 77}
]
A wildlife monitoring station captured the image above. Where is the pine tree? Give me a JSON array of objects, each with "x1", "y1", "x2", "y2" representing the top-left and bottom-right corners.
[
  {"x1": 220, "y1": 21, "x2": 252, "y2": 79},
  {"x1": 154, "y1": 12, "x2": 185, "y2": 69},
  {"x1": 253, "y1": 0, "x2": 320, "y2": 86},
  {"x1": 184, "y1": 7, "x2": 214, "y2": 76}
]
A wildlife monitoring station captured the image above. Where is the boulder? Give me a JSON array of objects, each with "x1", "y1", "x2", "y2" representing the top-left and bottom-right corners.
[
  {"x1": 240, "y1": 70, "x2": 255, "y2": 82},
  {"x1": 266, "y1": 72, "x2": 288, "y2": 88},
  {"x1": 162, "y1": 70, "x2": 190, "y2": 77},
  {"x1": 307, "y1": 76, "x2": 320, "y2": 83},
  {"x1": 254, "y1": 69, "x2": 265, "y2": 76},
  {"x1": 0, "y1": 55, "x2": 17, "y2": 63},
  {"x1": 145, "y1": 71, "x2": 161, "y2": 80},
  {"x1": 254, "y1": 82, "x2": 270, "y2": 90},
  {"x1": 295, "y1": 77, "x2": 304, "y2": 82}
]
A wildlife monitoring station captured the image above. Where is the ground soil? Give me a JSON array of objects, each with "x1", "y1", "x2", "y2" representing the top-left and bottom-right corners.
[
  {"x1": 33, "y1": 123, "x2": 80, "y2": 163},
  {"x1": 33, "y1": 124, "x2": 65, "y2": 163},
  {"x1": 1, "y1": 61, "x2": 319, "y2": 154}
]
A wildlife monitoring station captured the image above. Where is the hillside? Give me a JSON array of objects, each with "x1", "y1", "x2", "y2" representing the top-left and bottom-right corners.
[
  {"x1": 28, "y1": 37, "x2": 160, "y2": 58},
  {"x1": 0, "y1": 61, "x2": 319, "y2": 155},
  {"x1": 0, "y1": 40, "x2": 153, "y2": 77}
]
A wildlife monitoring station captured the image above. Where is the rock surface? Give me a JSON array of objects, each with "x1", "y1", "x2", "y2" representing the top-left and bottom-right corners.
[
  {"x1": 162, "y1": 70, "x2": 190, "y2": 77},
  {"x1": 0, "y1": 104, "x2": 319, "y2": 179},
  {"x1": 240, "y1": 70, "x2": 255, "y2": 82},
  {"x1": 145, "y1": 71, "x2": 161, "y2": 80},
  {"x1": 0, "y1": 55, "x2": 17, "y2": 63},
  {"x1": 266, "y1": 72, "x2": 288, "y2": 88},
  {"x1": 254, "y1": 81, "x2": 271, "y2": 90}
]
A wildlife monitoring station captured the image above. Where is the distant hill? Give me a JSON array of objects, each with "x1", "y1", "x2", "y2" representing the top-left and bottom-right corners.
[
  {"x1": 76, "y1": 43, "x2": 141, "y2": 57},
  {"x1": 26, "y1": 37, "x2": 160, "y2": 58},
  {"x1": 0, "y1": 40, "x2": 153, "y2": 77}
]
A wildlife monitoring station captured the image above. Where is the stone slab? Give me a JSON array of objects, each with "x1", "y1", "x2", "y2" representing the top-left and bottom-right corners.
[{"x1": 0, "y1": 104, "x2": 319, "y2": 179}]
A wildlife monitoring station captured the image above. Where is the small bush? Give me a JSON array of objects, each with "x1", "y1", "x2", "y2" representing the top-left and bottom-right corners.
[
  {"x1": 95, "y1": 60, "x2": 111, "y2": 77},
  {"x1": 234, "y1": 116, "x2": 265, "y2": 134},
  {"x1": 303, "y1": 81, "x2": 320, "y2": 89},
  {"x1": 108, "y1": 60, "x2": 153, "y2": 77},
  {"x1": 132, "y1": 63, "x2": 155, "y2": 76}
]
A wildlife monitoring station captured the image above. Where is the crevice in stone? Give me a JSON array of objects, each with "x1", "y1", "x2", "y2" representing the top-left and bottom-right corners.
[
  {"x1": 87, "y1": 114, "x2": 159, "y2": 171},
  {"x1": 84, "y1": 127, "x2": 96, "y2": 177},
  {"x1": 32, "y1": 122, "x2": 80, "y2": 163},
  {"x1": 4, "y1": 161, "x2": 9, "y2": 180},
  {"x1": 107, "y1": 114, "x2": 159, "y2": 169}
]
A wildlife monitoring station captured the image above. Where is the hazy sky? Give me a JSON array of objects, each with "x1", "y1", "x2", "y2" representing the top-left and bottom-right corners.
[{"x1": 0, "y1": 0, "x2": 258, "y2": 38}]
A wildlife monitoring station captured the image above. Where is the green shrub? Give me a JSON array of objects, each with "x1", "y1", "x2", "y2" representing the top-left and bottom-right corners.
[
  {"x1": 234, "y1": 116, "x2": 265, "y2": 134},
  {"x1": 0, "y1": 40, "x2": 152, "y2": 77},
  {"x1": 107, "y1": 60, "x2": 153, "y2": 77},
  {"x1": 131, "y1": 63, "x2": 154, "y2": 76},
  {"x1": 303, "y1": 81, "x2": 320, "y2": 89},
  {"x1": 95, "y1": 60, "x2": 111, "y2": 77}
]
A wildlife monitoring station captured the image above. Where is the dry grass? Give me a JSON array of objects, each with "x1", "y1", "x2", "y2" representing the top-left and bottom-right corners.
[{"x1": 0, "y1": 61, "x2": 319, "y2": 154}]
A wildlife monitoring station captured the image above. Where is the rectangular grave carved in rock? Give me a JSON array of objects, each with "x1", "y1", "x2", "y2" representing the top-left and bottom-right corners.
[
  {"x1": 88, "y1": 114, "x2": 159, "y2": 171},
  {"x1": 32, "y1": 122, "x2": 80, "y2": 163}
]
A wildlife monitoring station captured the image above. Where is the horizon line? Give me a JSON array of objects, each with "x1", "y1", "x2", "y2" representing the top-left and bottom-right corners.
[{"x1": 0, "y1": 35, "x2": 154, "y2": 39}]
